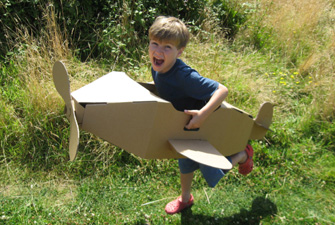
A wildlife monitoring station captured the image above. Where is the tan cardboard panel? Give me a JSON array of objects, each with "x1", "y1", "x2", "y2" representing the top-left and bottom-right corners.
[
  {"x1": 53, "y1": 61, "x2": 71, "y2": 105},
  {"x1": 80, "y1": 99, "x2": 253, "y2": 159},
  {"x1": 221, "y1": 101, "x2": 251, "y2": 116},
  {"x1": 72, "y1": 72, "x2": 166, "y2": 104},
  {"x1": 80, "y1": 102, "x2": 183, "y2": 159},
  {"x1": 53, "y1": 61, "x2": 79, "y2": 161},
  {"x1": 69, "y1": 101, "x2": 79, "y2": 161},
  {"x1": 151, "y1": 103, "x2": 253, "y2": 157},
  {"x1": 255, "y1": 102, "x2": 273, "y2": 129},
  {"x1": 53, "y1": 61, "x2": 73, "y2": 120},
  {"x1": 249, "y1": 102, "x2": 274, "y2": 139},
  {"x1": 52, "y1": 61, "x2": 273, "y2": 163},
  {"x1": 138, "y1": 82, "x2": 158, "y2": 96},
  {"x1": 73, "y1": 99, "x2": 85, "y2": 125},
  {"x1": 169, "y1": 139, "x2": 233, "y2": 169}
]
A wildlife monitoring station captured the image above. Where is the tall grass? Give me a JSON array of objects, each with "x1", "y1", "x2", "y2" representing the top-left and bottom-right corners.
[
  {"x1": 236, "y1": 0, "x2": 335, "y2": 121},
  {"x1": 1, "y1": 5, "x2": 101, "y2": 171}
]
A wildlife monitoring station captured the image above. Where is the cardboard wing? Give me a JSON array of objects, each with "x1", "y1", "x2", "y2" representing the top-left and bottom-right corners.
[{"x1": 52, "y1": 61, "x2": 273, "y2": 169}]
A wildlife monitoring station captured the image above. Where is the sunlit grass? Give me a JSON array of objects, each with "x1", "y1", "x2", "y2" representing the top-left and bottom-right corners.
[{"x1": 237, "y1": 0, "x2": 335, "y2": 120}]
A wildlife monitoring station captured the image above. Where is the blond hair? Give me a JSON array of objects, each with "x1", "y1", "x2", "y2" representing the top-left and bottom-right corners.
[{"x1": 149, "y1": 16, "x2": 190, "y2": 49}]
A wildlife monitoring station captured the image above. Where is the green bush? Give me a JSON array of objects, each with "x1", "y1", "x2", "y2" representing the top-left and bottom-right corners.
[
  {"x1": 1, "y1": 0, "x2": 249, "y2": 64},
  {"x1": 210, "y1": 0, "x2": 248, "y2": 38}
]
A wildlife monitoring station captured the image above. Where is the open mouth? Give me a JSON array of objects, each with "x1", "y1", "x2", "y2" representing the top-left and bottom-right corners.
[{"x1": 154, "y1": 57, "x2": 164, "y2": 66}]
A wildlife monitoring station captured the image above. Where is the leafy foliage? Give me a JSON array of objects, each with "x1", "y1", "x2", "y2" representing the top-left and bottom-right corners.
[
  {"x1": 210, "y1": 0, "x2": 248, "y2": 38},
  {"x1": 1, "y1": 0, "x2": 246, "y2": 63}
]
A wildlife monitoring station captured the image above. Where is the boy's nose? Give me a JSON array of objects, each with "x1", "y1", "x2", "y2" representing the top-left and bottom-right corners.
[
  {"x1": 156, "y1": 45, "x2": 166, "y2": 53},
  {"x1": 154, "y1": 48, "x2": 164, "y2": 57}
]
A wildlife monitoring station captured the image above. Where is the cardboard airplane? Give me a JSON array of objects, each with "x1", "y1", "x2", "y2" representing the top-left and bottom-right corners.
[{"x1": 52, "y1": 61, "x2": 273, "y2": 170}]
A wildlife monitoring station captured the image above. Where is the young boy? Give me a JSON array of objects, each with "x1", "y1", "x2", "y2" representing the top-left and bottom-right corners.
[{"x1": 148, "y1": 16, "x2": 254, "y2": 215}]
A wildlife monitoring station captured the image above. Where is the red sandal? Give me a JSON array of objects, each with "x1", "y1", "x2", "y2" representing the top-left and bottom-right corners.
[
  {"x1": 239, "y1": 144, "x2": 254, "y2": 175},
  {"x1": 165, "y1": 194, "x2": 194, "y2": 214}
]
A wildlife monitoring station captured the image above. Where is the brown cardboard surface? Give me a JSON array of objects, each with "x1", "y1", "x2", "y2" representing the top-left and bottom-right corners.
[
  {"x1": 52, "y1": 61, "x2": 273, "y2": 167},
  {"x1": 73, "y1": 73, "x2": 259, "y2": 158},
  {"x1": 169, "y1": 139, "x2": 233, "y2": 169},
  {"x1": 71, "y1": 72, "x2": 165, "y2": 104},
  {"x1": 69, "y1": 100, "x2": 79, "y2": 161},
  {"x1": 250, "y1": 102, "x2": 274, "y2": 139}
]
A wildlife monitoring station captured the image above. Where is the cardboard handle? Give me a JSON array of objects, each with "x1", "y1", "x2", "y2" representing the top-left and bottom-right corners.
[{"x1": 184, "y1": 127, "x2": 200, "y2": 131}]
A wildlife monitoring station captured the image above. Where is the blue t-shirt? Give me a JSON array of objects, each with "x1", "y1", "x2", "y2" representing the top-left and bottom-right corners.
[
  {"x1": 152, "y1": 59, "x2": 227, "y2": 187},
  {"x1": 152, "y1": 59, "x2": 219, "y2": 111}
]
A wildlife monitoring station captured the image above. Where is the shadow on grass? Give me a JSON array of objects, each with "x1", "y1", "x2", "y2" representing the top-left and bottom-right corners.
[{"x1": 181, "y1": 196, "x2": 277, "y2": 225}]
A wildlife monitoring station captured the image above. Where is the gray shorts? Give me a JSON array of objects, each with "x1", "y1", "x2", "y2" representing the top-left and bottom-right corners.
[{"x1": 178, "y1": 156, "x2": 232, "y2": 188}]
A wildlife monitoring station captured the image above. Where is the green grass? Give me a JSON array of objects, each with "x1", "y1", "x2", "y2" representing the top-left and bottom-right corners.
[
  {"x1": 1, "y1": 151, "x2": 334, "y2": 224},
  {"x1": 1, "y1": 0, "x2": 335, "y2": 224}
]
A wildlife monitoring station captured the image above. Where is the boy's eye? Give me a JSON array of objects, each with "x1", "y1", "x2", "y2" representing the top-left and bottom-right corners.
[{"x1": 150, "y1": 41, "x2": 158, "y2": 46}]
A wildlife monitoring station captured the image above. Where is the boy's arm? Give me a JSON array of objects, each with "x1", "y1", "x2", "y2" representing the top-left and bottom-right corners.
[{"x1": 184, "y1": 84, "x2": 228, "y2": 130}]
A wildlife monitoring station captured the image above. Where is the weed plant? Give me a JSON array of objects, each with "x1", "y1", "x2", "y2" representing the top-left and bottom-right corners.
[{"x1": 1, "y1": 0, "x2": 335, "y2": 224}]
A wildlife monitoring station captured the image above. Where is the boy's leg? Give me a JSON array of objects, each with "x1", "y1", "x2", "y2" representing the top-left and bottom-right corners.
[
  {"x1": 230, "y1": 144, "x2": 254, "y2": 175},
  {"x1": 180, "y1": 172, "x2": 193, "y2": 202},
  {"x1": 165, "y1": 172, "x2": 194, "y2": 214},
  {"x1": 230, "y1": 150, "x2": 247, "y2": 166},
  {"x1": 165, "y1": 159, "x2": 197, "y2": 214}
]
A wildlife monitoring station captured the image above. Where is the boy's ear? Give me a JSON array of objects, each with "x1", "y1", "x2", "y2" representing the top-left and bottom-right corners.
[{"x1": 177, "y1": 47, "x2": 185, "y2": 57}]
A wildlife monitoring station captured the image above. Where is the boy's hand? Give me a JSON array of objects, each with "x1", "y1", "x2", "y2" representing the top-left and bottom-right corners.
[
  {"x1": 184, "y1": 84, "x2": 229, "y2": 130},
  {"x1": 184, "y1": 110, "x2": 206, "y2": 130}
]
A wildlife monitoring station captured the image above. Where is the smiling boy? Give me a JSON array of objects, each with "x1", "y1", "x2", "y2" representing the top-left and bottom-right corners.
[{"x1": 148, "y1": 16, "x2": 254, "y2": 214}]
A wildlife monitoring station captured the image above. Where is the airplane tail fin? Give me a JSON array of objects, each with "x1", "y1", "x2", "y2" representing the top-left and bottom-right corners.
[
  {"x1": 249, "y1": 102, "x2": 273, "y2": 140},
  {"x1": 53, "y1": 61, "x2": 79, "y2": 161}
]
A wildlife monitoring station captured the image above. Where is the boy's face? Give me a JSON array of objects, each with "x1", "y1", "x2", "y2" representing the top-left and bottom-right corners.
[{"x1": 149, "y1": 39, "x2": 184, "y2": 74}]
